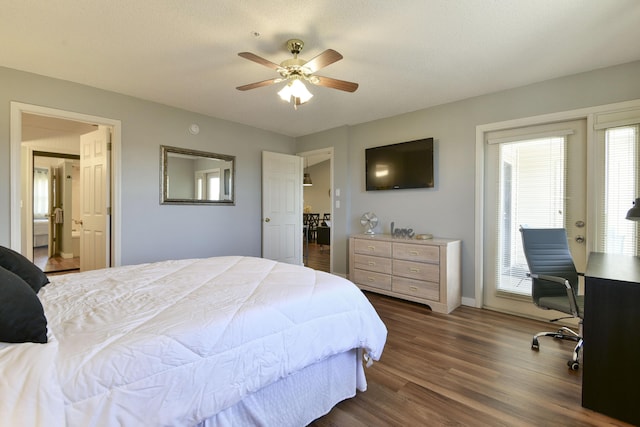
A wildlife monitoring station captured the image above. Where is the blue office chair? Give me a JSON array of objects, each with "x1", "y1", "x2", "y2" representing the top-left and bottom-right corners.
[{"x1": 520, "y1": 227, "x2": 584, "y2": 370}]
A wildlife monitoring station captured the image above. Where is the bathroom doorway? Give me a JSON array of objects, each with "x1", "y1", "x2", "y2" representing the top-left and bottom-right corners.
[
  {"x1": 32, "y1": 151, "x2": 81, "y2": 274},
  {"x1": 11, "y1": 102, "x2": 121, "y2": 271},
  {"x1": 17, "y1": 110, "x2": 111, "y2": 273}
]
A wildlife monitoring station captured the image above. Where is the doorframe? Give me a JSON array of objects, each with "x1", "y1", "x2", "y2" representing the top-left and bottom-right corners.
[
  {"x1": 474, "y1": 98, "x2": 640, "y2": 311},
  {"x1": 10, "y1": 102, "x2": 122, "y2": 267},
  {"x1": 297, "y1": 147, "x2": 334, "y2": 273}
]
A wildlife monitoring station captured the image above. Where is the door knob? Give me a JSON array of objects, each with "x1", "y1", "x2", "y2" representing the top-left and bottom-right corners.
[
  {"x1": 575, "y1": 235, "x2": 585, "y2": 243},
  {"x1": 575, "y1": 220, "x2": 585, "y2": 228},
  {"x1": 265, "y1": 218, "x2": 271, "y2": 223}
]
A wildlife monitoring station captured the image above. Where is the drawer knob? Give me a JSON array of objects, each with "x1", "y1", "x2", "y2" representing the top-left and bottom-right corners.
[
  {"x1": 410, "y1": 286, "x2": 418, "y2": 292},
  {"x1": 367, "y1": 276, "x2": 376, "y2": 282},
  {"x1": 410, "y1": 267, "x2": 420, "y2": 273},
  {"x1": 410, "y1": 250, "x2": 419, "y2": 255},
  {"x1": 367, "y1": 245, "x2": 375, "y2": 251},
  {"x1": 368, "y1": 261, "x2": 376, "y2": 266}
]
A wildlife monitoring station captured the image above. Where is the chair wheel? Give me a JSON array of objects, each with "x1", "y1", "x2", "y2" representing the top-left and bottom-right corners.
[
  {"x1": 567, "y1": 360, "x2": 579, "y2": 370},
  {"x1": 531, "y1": 338, "x2": 539, "y2": 350}
]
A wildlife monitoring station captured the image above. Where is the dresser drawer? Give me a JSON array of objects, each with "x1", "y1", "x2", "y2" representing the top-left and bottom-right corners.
[
  {"x1": 393, "y1": 277, "x2": 439, "y2": 300},
  {"x1": 350, "y1": 234, "x2": 461, "y2": 313},
  {"x1": 393, "y1": 242, "x2": 439, "y2": 263},
  {"x1": 353, "y1": 254, "x2": 392, "y2": 274},
  {"x1": 353, "y1": 239, "x2": 392, "y2": 257},
  {"x1": 353, "y1": 269, "x2": 392, "y2": 291},
  {"x1": 393, "y1": 259, "x2": 439, "y2": 282}
]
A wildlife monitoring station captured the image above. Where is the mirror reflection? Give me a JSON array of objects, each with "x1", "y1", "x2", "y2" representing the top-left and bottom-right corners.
[{"x1": 161, "y1": 145, "x2": 235, "y2": 205}]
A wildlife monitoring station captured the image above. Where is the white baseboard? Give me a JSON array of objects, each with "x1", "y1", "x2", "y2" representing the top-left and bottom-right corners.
[
  {"x1": 461, "y1": 296, "x2": 477, "y2": 308},
  {"x1": 60, "y1": 251, "x2": 74, "y2": 259}
]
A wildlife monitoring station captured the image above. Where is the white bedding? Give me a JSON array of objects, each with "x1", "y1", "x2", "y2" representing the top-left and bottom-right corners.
[{"x1": 0, "y1": 256, "x2": 387, "y2": 426}]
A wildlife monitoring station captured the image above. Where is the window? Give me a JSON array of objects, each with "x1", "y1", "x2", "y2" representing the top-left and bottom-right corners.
[
  {"x1": 207, "y1": 172, "x2": 220, "y2": 200},
  {"x1": 497, "y1": 137, "x2": 567, "y2": 295},
  {"x1": 597, "y1": 124, "x2": 639, "y2": 255},
  {"x1": 33, "y1": 168, "x2": 49, "y2": 218}
]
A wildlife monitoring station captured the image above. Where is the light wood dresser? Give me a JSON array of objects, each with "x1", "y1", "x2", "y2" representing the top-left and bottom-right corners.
[{"x1": 349, "y1": 234, "x2": 461, "y2": 313}]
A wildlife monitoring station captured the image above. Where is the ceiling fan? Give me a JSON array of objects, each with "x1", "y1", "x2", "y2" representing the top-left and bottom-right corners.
[{"x1": 236, "y1": 39, "x2": 359, "y2": 107}]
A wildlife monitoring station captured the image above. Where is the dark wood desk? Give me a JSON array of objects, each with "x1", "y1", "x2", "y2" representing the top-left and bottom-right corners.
[{"x1": 582, "y1": 252, "x2": 640, "y2": 426}]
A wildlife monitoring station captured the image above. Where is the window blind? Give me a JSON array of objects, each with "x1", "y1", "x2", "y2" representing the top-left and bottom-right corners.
[
  {"x1": 596, "y1": 124, "x2": 639, "y2": 255},
  {"x1": 33, "y1": 168, "x2": 49, "y2": 218}
]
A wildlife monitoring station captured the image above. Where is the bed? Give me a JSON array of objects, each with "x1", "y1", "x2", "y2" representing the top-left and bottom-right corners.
[{"x1": 0, "y1": 255, "x2": 387, "y2": 427}]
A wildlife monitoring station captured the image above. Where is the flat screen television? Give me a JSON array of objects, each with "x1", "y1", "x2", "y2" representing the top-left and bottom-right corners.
[{"x1": 365, "y1": 137, "x2": 434, "y2": 191}]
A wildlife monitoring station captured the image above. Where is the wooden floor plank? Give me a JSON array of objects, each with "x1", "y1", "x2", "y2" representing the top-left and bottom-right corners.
[
  {"x1": 305, "y1": 241, "x2": 330, "y2": 272},
  {"x1": 310, "y1": 292, "x2": 632, "y2": 427}
]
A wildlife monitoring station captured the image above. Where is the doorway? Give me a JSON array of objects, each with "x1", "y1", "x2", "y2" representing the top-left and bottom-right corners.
[
  {"x1": 482, "y1": 119, "x2": 587, "y2": 319},
  {"x1": 32, "y1": 151, "x2": 82, "y2": 274},
  {"x1": 299, "y1": 148, "x2": 333, "y2": 273},
  {"x1": 10, "y1": 102, "x2": 122, "y2": 270}
]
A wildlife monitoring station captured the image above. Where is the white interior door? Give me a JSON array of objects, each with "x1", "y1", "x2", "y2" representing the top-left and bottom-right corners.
[
  {"x1": 262, "y1": 151, "x2": 303, "y2": 265},
  {"x1": 80, "y1": 127, "x2": 111, "y2": 271},
  {"x1": 483, "y1": 119, "x2": 587, "y2": 319}
]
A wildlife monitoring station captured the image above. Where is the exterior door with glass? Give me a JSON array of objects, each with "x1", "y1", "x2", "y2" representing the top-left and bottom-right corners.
[{"x1": 482, "y1": 119, "x2": 587, "y2": 318}]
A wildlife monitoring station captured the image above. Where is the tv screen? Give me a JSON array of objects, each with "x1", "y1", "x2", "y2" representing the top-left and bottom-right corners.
[{"x1": 365, "y1": 138, "x2": 434, "y2": 191}]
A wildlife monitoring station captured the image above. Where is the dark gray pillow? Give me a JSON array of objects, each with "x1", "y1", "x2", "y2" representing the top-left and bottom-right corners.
[
  {"x1": 0, "y1": 245, "x2": 49, "y2": 293},
  {"x1": 0, "y1": 266, "x2": 48, "y2": 344}
]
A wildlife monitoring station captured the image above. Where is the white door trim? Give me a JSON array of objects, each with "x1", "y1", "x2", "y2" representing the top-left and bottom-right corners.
[{"x1": 10, "y1": 102, "x2": 122, "y2": 266}]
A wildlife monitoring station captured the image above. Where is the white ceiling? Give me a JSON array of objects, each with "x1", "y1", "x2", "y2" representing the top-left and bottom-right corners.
[
  {"x1": 22, "y1": 113, "x2": 96, "y2": 142},
  {"x1": 3, "y1": 1, "x2": 640, "y2": 138}
]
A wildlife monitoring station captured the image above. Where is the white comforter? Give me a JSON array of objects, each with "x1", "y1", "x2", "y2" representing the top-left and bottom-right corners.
[{"x1": 0, "y1": 256, "x2": 387, "y2": 426}]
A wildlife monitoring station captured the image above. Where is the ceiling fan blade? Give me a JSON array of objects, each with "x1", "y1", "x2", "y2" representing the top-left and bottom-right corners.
[
  {"x1": 312, "y1": 76, "x2": 359, "y2": 92},
  {"x1": 236, "y1": 78, "x2": 283, "y2": 91},
  {"x1": 304, "y1": 49, "x2": 343, "y2": 73},
  {"x1": 238, "y1": 52, "x2": 282, "y2": 71}
]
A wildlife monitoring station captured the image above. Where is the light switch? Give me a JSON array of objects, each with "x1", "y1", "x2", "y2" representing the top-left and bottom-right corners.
[
  {"x1": 335, "y1": 188, "x2": 341, "y2": 197},
  {"x1": 335, "y1": 200, "x2": 341, "y2": 208}
]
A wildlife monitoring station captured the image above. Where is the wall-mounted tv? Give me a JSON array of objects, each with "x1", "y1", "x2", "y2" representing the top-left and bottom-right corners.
[{"x1": 365, "y1": 137, "x2": 434, "y2": 191}]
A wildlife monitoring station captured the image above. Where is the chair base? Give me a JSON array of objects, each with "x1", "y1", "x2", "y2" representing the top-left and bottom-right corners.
[{"x1": 531, "y1": 326, "x2": 583, "y2": 370}]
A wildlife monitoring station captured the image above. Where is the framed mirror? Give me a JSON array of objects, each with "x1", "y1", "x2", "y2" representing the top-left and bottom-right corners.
[{"x1": 161, "y1": 145, "x2": 235, "y2": 205}]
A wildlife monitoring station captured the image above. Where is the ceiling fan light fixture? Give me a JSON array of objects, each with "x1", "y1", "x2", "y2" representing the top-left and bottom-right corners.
[
  {"x1": 278, "y1": 78, "x2": 313, "y2": 105},
  {"x1": 237, "y1": 39, "x2": 358, "y2": 106}
]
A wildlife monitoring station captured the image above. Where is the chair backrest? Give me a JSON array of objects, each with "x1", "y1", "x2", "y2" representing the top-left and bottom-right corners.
[
  {"x1": 520, "y1": 227, "x2": 579, "y2": 305},
  {"x1": 308, "y1": 213, "x2": 320, "y2": 228}
]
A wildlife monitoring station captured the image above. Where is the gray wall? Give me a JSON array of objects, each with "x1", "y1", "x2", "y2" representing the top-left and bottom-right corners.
[
  {"x1": 0, "y1": 66, "x2": 295, "y2": 266},
  {"x1": 303, "y1": 160, "x2": 331, "y2": 216},
  {"x1": 3, "y1": 61, "x2": 640, "y2": 301},
  {"x1": 297, "y1": 60, "x2": 640, "y2": 302}
]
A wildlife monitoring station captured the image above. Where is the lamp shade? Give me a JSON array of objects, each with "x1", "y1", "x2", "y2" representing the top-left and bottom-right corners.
[
  {"x1": 303, "y1": 173, "x2": 313, "y2": 186},
  {"x1": 278, "y1": 79, "x2": 313, "y2": 104},
  {"x1": 626, "y1": 198, "x2": 640, "y2": 221}
]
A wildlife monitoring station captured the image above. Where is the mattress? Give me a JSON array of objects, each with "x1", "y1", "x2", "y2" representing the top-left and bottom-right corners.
[{"x1": 0, "y1": 256, "x2": 387, "y2": 426}]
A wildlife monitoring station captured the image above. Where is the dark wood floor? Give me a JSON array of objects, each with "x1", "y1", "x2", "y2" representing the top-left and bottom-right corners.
[
  {"x1": 33, "y1": 246, "x2": 80, "y2": 274},
  {"x1": 304, "y1": 241, "x2": 330, "y2": 272},
  {"x1": 311, "y1": 293, "x2": 631, "y2": 427}
]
